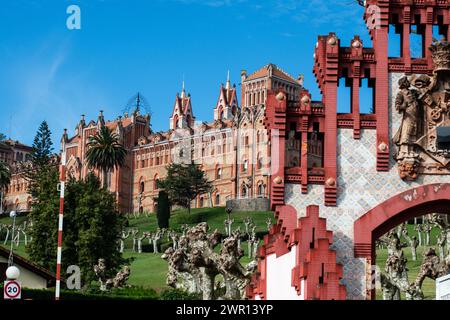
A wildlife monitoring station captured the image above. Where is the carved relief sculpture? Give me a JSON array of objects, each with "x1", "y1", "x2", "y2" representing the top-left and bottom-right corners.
[{"x1": 393, "y1": 39, "x2": 450, "y2": 179}]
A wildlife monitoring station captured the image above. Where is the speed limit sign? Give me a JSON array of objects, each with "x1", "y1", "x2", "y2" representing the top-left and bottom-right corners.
[{"x1": 4, "y1": 280, "x2": 21, "y2": 300}]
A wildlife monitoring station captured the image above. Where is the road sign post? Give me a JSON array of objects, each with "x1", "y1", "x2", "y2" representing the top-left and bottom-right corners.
[{"x1": 3, "y1": 280, "x2": 21, "y2": 300}]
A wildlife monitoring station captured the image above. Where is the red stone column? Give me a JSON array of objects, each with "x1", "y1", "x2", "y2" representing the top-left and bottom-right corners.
[
  {"x1": 352, "y1": 73, "x2": 361, "y2": 139},
  {"x1": 402, "y1": 7, "x2": 411, "y2": 74},
  {"x1": 301, "y1": 116, "x2": 309, "y2": 194},
  {"x1": 425, "y1": 7, "x2": 434, "y2": 71},
  {"x1": 374, "y1": 18, "x2": 390, "y2": 171},
  {"x1": 323, "y1": 34, "x2": 339, "y2": 206}
]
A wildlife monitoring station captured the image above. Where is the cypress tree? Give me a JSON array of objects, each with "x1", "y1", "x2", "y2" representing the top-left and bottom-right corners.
[{"x1": 156, "y1": 191, "x2": 170, "y2": 229}]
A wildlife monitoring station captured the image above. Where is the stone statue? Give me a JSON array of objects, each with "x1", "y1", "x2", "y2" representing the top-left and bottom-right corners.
[
  {"x1": 393, "y1": 76, "x2": 421, "y2": 180},
  {"x1": 393, "y1": 77, "x2": 420, "y2": 158},
  {"x1": 392, "y1": 39, "x2": 450, "y2": 179}
]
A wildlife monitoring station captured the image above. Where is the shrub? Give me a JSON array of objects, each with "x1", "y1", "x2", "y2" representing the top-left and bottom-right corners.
[
  {"x1": 172, "y1": 212, "x2": 203, "y2": 225},
  {"x1": 159, "y1": 288, "x2": 200, "y2": 300},
  {"x1": 160, "y1": 241, "x2": 173, "y2": 253}
]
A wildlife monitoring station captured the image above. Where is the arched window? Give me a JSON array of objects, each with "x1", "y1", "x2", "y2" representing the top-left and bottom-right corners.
[
  {"x1": 153, "y1": 174, "x2": 159, "y2": 190},
  {"x1": 215, "y1": 194, "x2": 220, "y2": 205},
  {"x1": 241, "y1": 185, "x2": 248, "y2": 199},
  {"x1": 258, "y1": 183, "x2": 265, "y2": 197},
  {"x1": 199, "y1": 197, "x2": 204, "y2": 208},
  {"x1": 216, "y1": 167, "x2": 222, "y2": 179},
  {"x1": 242, "y1": 160, "x2": 248, "y2": 173},
  {"x1": 140, "y1": 180, "x2": 145, "y2": 193},
  {"x1": 257, "y1": 153, "x2": 263, "y2": 170}
]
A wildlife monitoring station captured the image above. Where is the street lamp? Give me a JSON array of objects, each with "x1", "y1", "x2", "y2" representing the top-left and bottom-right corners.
[{"x1": 8, "y1": 210, "x2": 17, "y2": 267}]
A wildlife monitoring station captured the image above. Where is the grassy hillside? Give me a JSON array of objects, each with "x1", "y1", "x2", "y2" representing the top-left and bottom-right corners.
[{"x1": 0, "y1": 207, "x2": 274, "y2": 293}]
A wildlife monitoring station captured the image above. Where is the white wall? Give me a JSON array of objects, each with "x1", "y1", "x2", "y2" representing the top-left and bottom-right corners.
[
  {"x1": 0, "y1": 256, "x2": 48, "y2": 289},
  {"x1": 265, "y1": 246, "x2": 304, "y2": 300}
]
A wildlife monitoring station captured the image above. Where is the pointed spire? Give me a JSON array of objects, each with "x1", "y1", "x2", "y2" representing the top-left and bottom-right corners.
[
  {"x1": 61, "y1": 128, "x2": 68, "y2": 145},
  {"x1": 226, "y1": 70, "x2": 231, "y2": 91},
  {"x1": 98, "y1": 110, "x2": 105, "y2": 126},
  {"x1": 135, "y1": 92, "x2": 141, "y2": 113},
  {"x1": 181, "y1": 80, "x2": 186, "y2": 99},
  {"x1": 79, "y1": 114, "x2": 86, "y2": 128}
]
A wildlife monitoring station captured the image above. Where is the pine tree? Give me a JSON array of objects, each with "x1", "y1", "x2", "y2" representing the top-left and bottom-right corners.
[
  {"x1": 30, "y1": 121, "x2": 53, "y2": 168},
  {"x1": 26, "y1": 121, "x2": 59, "y2": 268},
  {"x1": 24, "y1": 121, "x2": 56, "y2": 199}
]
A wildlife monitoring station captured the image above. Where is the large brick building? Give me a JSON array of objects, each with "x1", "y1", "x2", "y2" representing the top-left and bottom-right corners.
[
  {"x1": 1, "y1": 139, "x2": 33, "y2": 213},
  {"x1": 2, "y1": 64, "x2": 324, "y2": 215},
  {"x1": 58, "y1": 64, "x2": 323, "y2": 214}
]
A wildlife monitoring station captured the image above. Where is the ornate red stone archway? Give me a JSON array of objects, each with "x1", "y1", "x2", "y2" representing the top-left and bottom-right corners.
[{"x1": 354, "y1": 183, "x2": 450, "y2": 299}]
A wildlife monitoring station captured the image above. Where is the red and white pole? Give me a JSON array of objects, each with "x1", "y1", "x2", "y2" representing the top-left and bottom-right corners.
[{"x1": 55, "y1": 150, "x2": 66, "y2": 300}]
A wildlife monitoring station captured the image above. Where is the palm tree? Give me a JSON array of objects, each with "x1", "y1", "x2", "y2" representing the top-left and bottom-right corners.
[
  {"x1": 0, "y1": 160, "x2": 11, "y2": 213},
  {"x1": 85, "y1": 126, "x2": 127, "y2": 189}
]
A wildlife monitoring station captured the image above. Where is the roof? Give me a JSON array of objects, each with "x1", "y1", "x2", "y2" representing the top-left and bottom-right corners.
[
  {"x1": 217, "y1": 85, "x2": 237, "y2": 106},
  {"x1": 2, "y1": 139, "x2": 33, "y2": 151},
  {"x1": 0, "y1": 245, "x2": 57, "y2": 285},
  {"x1": 245, "y1": 63, "x2": 299, "y2": 84},
  {"x1": 172, "y1": 92, "x2": 194, "y2": 118}
]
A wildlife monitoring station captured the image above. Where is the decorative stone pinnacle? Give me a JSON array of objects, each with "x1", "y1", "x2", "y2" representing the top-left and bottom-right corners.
[{"x1": 430, "y1": 39, "x2": 450, "y2": 72}]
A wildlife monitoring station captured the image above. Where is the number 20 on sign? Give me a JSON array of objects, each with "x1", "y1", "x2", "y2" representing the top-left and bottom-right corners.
[{"x1": 4, "y1": 280, "x2": 21, "y2": 300}]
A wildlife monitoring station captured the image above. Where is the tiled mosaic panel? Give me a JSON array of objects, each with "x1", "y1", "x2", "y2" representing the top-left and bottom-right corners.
[{"x1": 285, "y1": 73, "x2": 450, "y2": 300}]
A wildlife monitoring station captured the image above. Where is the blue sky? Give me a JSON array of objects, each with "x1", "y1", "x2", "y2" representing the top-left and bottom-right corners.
[{"x1": 0, "y1": 0, "x2": 372, "y2": 146}]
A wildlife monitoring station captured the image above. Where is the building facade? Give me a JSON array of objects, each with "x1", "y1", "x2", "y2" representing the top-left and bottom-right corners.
[
  {"x1": 1, "y1": 139, "x2": 33, "y2": 214},
  {"x1": 248, "y1": 0, "x2": 450, "y2": 300},
  {"x1": 57, "y1": 64, "x2": 316, "y2": 214}
]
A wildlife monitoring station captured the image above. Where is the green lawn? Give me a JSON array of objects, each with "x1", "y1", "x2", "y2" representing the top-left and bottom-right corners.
[
  {"x1": 1, "y1": 207, "x2": 273, "y2": 293},
  {"x1": 127, "y1": 207, "x2": 273, "y2": 234},
  {"x1": 3, "y1": 210, "x2": 441, "y2": 299}
]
